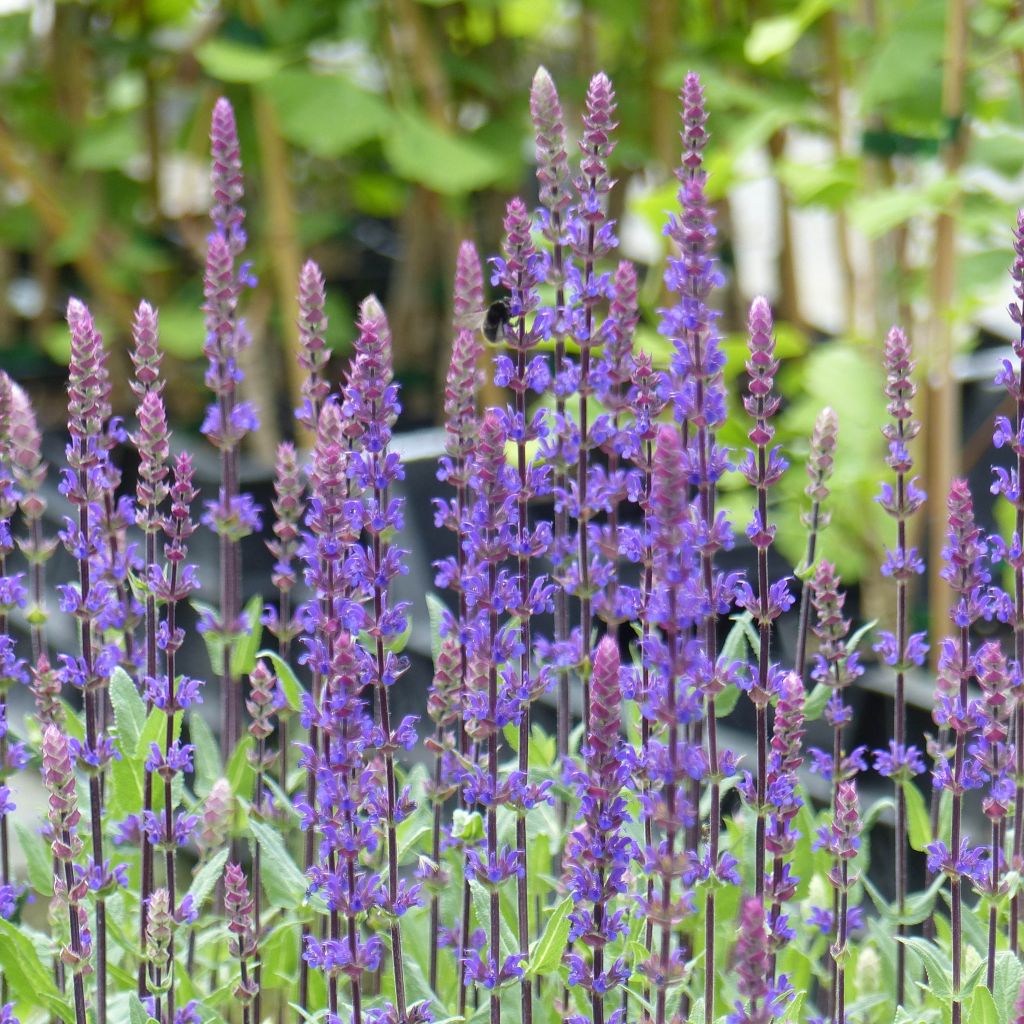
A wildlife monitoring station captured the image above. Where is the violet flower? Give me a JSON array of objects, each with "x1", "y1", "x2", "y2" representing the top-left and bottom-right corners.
[
  {"x1": 62, "y1": 297, "x2": 120, "y2": 1022},
  {"x1": 931, "y1": 479, "x2": 990, "y2": 1024},
  {"x1": 298, "y1": 629, "x2": 387, "y2": 1024},
  {"x1": 457, "y1": 411, "x2": 530, "y2": 1011},
  {"x1": 224, "y1": 862, "x2": 258, "y2": 1023},
  {"x1": 997, "y1": 209, "x2": 1024, "y2": 954},
  {"x1": 6, "y1": 378, "x2": 52, "y2": 662},
  {"x1": 564, "y1": 71, "x2": 618, "y2": 731},
  {"x1": 759, "y1": 671, "x2": 805, "y2": 980},
  {"x1": 563, "y1": 635, "x2": 635, "y2": 1024},
  {"x1": 970, "y1": 641, "x2": 1014, "y2": 988},
  {"x1": 813, "y1": 780, "x2": 862, "y2": 1024},
  {"x1": 341, "y1": 296, "x2": 419, "y2": 1020},
  {"x1": 794, "y1": 407, "x2": 838, "y2": 680},
  {"x1": 201, "y1": 97, "x2": 259, "y2": 762},
  {"x1": 296, "y1": 259, "x2": 331, "y2": 432},
  {"x1": 41, "y1": 725, "x2": 89, "y2": 1024},
  {"x1": 638, "y1": 424, "x2": 701, "y2": 1024},
  {"x1": 530, "y1": 65, "x2": 573, "y2": 761},
  {"x1": 591, "y1": 260, "x2": 641, "y2": 631},
  {"x1": 727, "y1": 897, "x2": 791, "y2": 1024},
  {"x1": 660, "y1": 73, "x2": 736, "y2": 1021},
  {"x1": 492, "y1": 194, "x2": 556, "y2": 1024},
  {"x1": 735, "y1": 295, "x2": 791, "y2": 905},
  {"x1": 871, "y1": 323, "x2": 927, "y2": 1003},
  {"x1": 430, "y1": 238, "x2": 484, "y2": 1002}
]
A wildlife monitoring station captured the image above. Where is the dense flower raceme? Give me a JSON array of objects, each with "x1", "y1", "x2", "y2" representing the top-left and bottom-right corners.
[{"x1": 8, "y1": 73, "x2": 1024, "y2": 1024}]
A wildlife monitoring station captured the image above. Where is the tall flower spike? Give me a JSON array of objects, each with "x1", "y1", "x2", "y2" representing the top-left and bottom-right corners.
[
  {"x1": 210, "y1": 97, "x2": 245, "y2": 254},
  {"x1": 999, "y1": 210, "x2": 1024, "y2": 955},
  {"x1": 932, "y1": 479, "x2": 990, "y2": 1024},
  {"x1": 224, "y1": 862, "x2": 257, "y2": 1016},
  {"x1": 872, "y1": 325, "x2": 926, "y2": 1005},
  {"x1": 130, "y1": 301, "x2": 163, "y2": 397},
  {"x1": 735, "y1": 296, "x2": 790, "y2": 907},
  {"x1": 566, "y1": 72, "x2": 618, "y2": 734},
  {"x1": 795, "y1": 407, "x2": 839, "y2": 679},
  {"x1": 727, "y1": 897, "x2": 790, "y2": 1024},
  {"x1": 10, "y1": 381, "x2": 52, "y2": 660},
  {"x1": 681, "y1": 71, "x2": 709, "y2": 178},
  {"x1": 296, "y1": 259, "x2": 330, "y2": 431},
  {"x1": 431, "y1": 238, "x2": 485, "y2": 1003},
  {"x1": 530, "y1": 66, "x2": 572, "y2": 764},
  {"x1": 814, "y1": 780, "x2": 862, "y2": 1024},
  {"x1": 563, "y1": 635, "x2": 634, "y2": 1023},
  {"x1": 41, "y1": 725, "x2": 89, "y2": 1024}
]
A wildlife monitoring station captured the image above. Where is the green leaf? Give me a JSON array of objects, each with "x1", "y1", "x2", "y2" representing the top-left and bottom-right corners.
[
  {"x1": 847, "y1": 618, "x2": 877, "y2": 654},
  {"x1": 526, "y1": 896, "x2": 571, "y2": 976},
  {"x1": 195, "y1": 38, "x2": 286, "y2": 83},
  {"x1": 110, "y1": 666, "x2": 146, "y2": 752},
  {"x1": 745, "y1": 0, "x2": 834, "y2": 64},
  {"x1": 993, "y1": 950, "x2": 1024, "y2": 1021},
  {"x1": 191, "y1": 599, "x2": 226, "y2": 675},
  {"x1": 898, "y1": 936, "x2": 951, "y2": 999},
  {"x1": 384, "y1": 110, "x2": 506, "y2": 195},
  {"x1": 260, "y1": 68, "x2": 391, "y2": 157},
  {"x1": 902, "y1": 780, "x2": 931, "y2": 852},
  {"x1": 804, "y1": 682, "x2": 831, "y2": 721},
  {"x1": 425, "y1": 592, "x2": 450, "y2": 664},
  {"x1": 231, "y1": 594, "x2": 265, "y2": 678},
  {"x1": 129, "y1": 991, "x2": 160, "y2": 1024},
  {"x1": 190, "y1": 711, "x2": 221, "y2": 798},
  {"x1": 251, "y1": 820, "x2": 307, "y2": 909},
  {"x1": 257, "y1": 650, "x2": 306, "y2": 714},
  {"x1": 469, "y1": 879, "x2": 517, "y2": 959},
  {"x1": 969, "y1": 982, "x2": 998, "y2": 1024},
  {"x1": 15, "y1": 821, "x2": 53, "y2": 896},
  {"x1": 227, "y1": 734, "x2": 255, "y2": 799},
  {"x1": 0, "y1": 919, "x2": 76, "y2": 1020},
  {"x1": 187, "y1": 848, "x2": 230, "y2": 914}
]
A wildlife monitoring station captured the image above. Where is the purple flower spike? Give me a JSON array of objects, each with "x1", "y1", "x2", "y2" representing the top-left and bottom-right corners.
[
  {"x1": 210, "y1": 97, "x2": 245, "y2": 254},
  {"x1": 531, "y1": 66, "x2": 572, "y2": 238},
  {"x1": 680, "y1": 71, "x2": 709, "y2": 178},
  {"x1": 133, "y1": 390, "x2": 170, "y2": 521},
  {"x1": 297, "y1": 259, "x2": 330, "y2": 431},
  {"x1": 130, "y1": 300, "x2": 163, "y2": 398},
  {"x1": 224, "y1": 862, "x2": 258, "y2": 1004},
  {"x1": 728, "y1": 897, "x2": 790, "y2": 1024}
]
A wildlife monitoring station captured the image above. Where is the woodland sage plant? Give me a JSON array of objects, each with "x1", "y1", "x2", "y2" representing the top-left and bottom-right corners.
[{"x1": 2, "y1": 68, "x2": 1024, "y2": 1024}]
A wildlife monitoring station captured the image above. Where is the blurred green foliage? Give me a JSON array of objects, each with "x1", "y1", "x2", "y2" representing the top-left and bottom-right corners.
[{"x1": 2, "y1": 0, "x2": 1024, "y2": 582}]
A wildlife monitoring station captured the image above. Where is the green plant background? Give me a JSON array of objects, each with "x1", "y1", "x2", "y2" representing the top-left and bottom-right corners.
[{"x1": 2, "y1": 0, "x2": 1022, "y2": 588}]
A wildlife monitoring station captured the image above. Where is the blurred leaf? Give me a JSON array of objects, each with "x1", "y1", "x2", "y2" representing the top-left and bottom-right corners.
[
  {"x1": 993, "y1": 950, "x2": 1024, "y2": 1021},
  {"x1": 110, "y1": 666, "x2": 146, "y2": 753},
  {"x1": 228, "y1": 734, "x2": 255, "y2": 799},
  {"x1": 526, "y1": 897, "x2": 571, "y2": 976},
  {"x1": 0, "y1": 919, "x2": 75, "y2": 1020},
  {"x1": 256, "y1": 650, "x2": 306, "y2": 713},
  {"x1": 745, "y1": 0, "x2": 836, "y2": 64},
  {"x1": 776, "y1": 156, "x2": 859, "y2": 208},
  {"x1": 231, "y1": 593, "x2": 265, "y2": 678},
  {"x1": 15, "y1": 821, "x2": 53, "y2": 896},
  {"x1": 384, "y1": 110, "x2": 506, "y2": 195},
  {"x1": 155, "y1": 302, "x2": 206, "y2": 360},
  {"x1": 252, "y1": 820, "x2": 307, "y2": 908},
  {"x1": 969, "y1": 983, "x2": 998, "y2": 1024},
  {"x1": 186, "y1": 848, "x2": 230, "y2": 914},
  {"x1": 72, "y1": 114, "x2": 140, "y2": 171},
  {"x1": 851, "y1": 177, "x2": 960, "y2": 238},
  {"x1": 902, "y1": 779, "x2": 931, "y2": 853},
  {"x1": 195, "y1": 39, "x2": 287, "y2": 83},
  {"x1": 260, "y1": 69, "x2": 390, "y2": 157},
  {"x1": 190, "y1": 711, "x2": 221, "y2": 798},
  {"x1": 425, "y1": 592, "x2": 450, "y2": 664}
]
